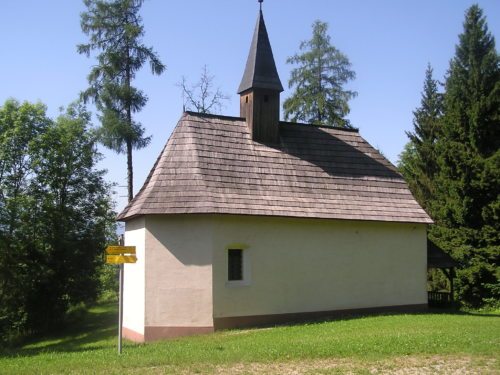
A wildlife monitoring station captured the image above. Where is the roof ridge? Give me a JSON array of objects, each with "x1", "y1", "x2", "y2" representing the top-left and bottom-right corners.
[
  {"x1": 279, "y1": 121, "x2": 359, "y2": 133},
  {"x1": 183, "y1": 112, "x2": 359, "y2": 133},
  {"x1": 184, "y1": 111, "x2": 245, "y2": 122}
]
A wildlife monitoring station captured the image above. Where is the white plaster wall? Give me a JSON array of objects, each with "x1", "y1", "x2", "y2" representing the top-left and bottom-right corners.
[
  {"x1": 144, "y1": 215, "x2": 214, "y2": 327},
  {"x1": 213, "y1": 216, "x2": 427, "y2": 318},
  {"x1": 123, "y1": 217, "x2": 146, "y2": 334}
]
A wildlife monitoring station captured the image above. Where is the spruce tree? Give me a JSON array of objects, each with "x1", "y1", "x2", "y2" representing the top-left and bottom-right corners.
[
  {"x1": 78, "y1": 0, "x2": 165, "y2": 202},
  {"x1": 283, "y1": 20, "x2": 357, "y2": 127},
  {"x1": 399, "y1": 64, "x2": 443, "y2": 208},
  {"x1": 431, "y1": 5, "x2": 500, "y2": 307}
]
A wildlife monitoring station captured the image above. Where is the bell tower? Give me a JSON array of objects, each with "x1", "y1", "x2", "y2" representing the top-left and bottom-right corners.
[{"x1": 238, "y1": 1, "x2": 283, "y2": 144}]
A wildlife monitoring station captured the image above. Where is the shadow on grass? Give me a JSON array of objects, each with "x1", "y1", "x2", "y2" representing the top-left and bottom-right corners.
[
  {"x1": 426, "y1": 308, "x2": 500, "y2": 318},
  {"x1": 0, "y1": 302, "x2": 119, "y2": 358},
  {"x1": 314, "y1": 308, "x2": 500, "y2": 323},
  {"x1": 223, "y1": 307, "x2": 500, "y2": 332}
]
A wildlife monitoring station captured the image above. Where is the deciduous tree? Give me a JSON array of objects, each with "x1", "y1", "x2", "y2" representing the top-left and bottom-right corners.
[
  {"x1": 0, "y1": 100, "x2": 115, "y2": 343},
  {"x1": 178, "y1": 65, "x2": 229, "y2": 114},
  {"x1": 0, "y1": 99, "x2": 50, "y2": 343}
]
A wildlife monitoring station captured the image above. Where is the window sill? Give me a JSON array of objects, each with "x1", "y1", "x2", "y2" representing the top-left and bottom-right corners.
[{"x1": 225, "y1": 280, "x2": 251, "y2": 288}]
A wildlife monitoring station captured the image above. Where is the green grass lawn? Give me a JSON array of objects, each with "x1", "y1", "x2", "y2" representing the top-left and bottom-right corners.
[{"x1": 0, "y1": 302, "x2": 499, "y2": 374}]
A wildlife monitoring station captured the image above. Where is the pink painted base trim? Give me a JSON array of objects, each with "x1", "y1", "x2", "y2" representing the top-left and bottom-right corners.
[
  {"x1": 122, "y1": 325, "x2": 214, "y2": 342},
  {"x1": 144, "y1": 326, "x2": 214, "y2": 341},
  {"x1": 123, "y1": 326, "x2": 145, "y2": 342}
]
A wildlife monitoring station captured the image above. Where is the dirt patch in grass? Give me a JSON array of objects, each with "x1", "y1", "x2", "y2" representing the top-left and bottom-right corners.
[
  {"x1": 178, "y1": 355, "x2": 499, "y2": 375},
  {"x1": 373, "y1": 355, "x2": 499, "y2": 375}
]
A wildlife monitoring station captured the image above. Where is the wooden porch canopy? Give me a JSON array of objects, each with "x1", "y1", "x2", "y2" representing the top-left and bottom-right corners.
[
  {"x1": 427, "y1": 239, "x2": 459, "y2": 269},
  {"x1": 427, "y1": 239, "x2": 459, "y2": 307}
]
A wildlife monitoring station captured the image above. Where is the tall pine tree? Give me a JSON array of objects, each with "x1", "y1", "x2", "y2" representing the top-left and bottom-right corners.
[
  {"x1": 78, "y1": 0, "x2": 165, "y2": 202},
  {"x1": 283, "y1": 20, "x2": 357, "y2": 127},
  {"x1": 431, "y1": 5, "x2": 500, "y2": 307}
]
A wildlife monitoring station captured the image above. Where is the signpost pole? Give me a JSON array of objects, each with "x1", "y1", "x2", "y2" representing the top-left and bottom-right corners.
[
  {"x1": 105, "y1": 241, "x2": 135, "y2": 355},
  {"x1": 118, "y1": 263, "x2": 124, "y2": 354}
]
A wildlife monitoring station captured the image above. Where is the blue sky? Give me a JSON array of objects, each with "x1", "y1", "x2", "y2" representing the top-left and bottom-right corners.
[{"x1": 2, "y1": 0, "x2": 499, "y2": 212}]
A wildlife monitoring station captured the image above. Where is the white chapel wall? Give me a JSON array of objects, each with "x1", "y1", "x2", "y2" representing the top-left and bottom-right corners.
[
  {"x1": 123, "y1": 217, "x2": 146, "y2": 335},
  {"x1": 212, "y1": 215, "x2": 427, "y2": 318}
]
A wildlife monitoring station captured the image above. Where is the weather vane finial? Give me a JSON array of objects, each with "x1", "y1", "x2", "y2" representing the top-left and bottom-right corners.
[{"x1": 258, "y1": 0, "x2": 263, "y2": 11}]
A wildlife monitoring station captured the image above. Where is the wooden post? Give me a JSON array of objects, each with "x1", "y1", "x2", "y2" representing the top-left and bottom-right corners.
[
  {"x1": 118, "y1": 263, "x2": 124, "y2": 354},
  {"x1": 450, "y1": 268, "x2": 455, "y2": 306}
]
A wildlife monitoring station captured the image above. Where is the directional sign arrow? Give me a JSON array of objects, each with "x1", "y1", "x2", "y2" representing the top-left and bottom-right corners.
[{"x1": 106, "y1": 255, "x2": 137, "y2": 264}]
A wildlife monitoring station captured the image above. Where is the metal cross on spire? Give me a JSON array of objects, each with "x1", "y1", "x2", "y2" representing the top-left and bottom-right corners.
[{"x1": 258, "y1": 0, "x2": 263, "y2": 11}]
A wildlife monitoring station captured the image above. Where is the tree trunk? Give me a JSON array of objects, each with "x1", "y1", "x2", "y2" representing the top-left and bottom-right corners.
[
  {"x1": 126, "y1": 43, "x2": 133, "y2": 203},
  {"x1": 317, "y1": 53, "x2": 322, "y2": 123},
  {"x1": 126, "y1": 138, "x2": 133, "y2": 202}
]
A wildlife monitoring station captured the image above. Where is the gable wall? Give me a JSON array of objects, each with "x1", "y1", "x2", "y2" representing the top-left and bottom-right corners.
[
  {"x1": 212, "y1": 215, "x2": 427, "y2": 320},
  {"x1": 143, "y1": 215, "x2": 214, "y2": 340}
]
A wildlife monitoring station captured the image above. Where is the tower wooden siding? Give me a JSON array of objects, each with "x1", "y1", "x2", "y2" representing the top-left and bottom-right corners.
[{"x1": 240, "y1": 88, "x2": 280, "y2": 144}]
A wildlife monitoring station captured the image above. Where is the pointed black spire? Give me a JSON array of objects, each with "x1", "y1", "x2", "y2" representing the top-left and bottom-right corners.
[{"x1": 237, "y1": 8, "x2": 283, "y2": 94}]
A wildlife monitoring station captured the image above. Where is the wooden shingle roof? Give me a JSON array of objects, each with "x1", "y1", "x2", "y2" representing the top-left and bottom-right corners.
[{"x1": 117, "y1": 112, "x2": 432, "y2": 224}]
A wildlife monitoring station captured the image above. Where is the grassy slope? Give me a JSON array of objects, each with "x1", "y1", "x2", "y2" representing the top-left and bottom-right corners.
[{"x1": 0, "y1": 302, "x2": 499, "y2": 374}]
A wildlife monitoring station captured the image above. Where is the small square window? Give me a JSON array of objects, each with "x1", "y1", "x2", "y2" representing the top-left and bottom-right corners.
[{"x1": 228, "y1": 249, "x2": 243, "y2": 281}]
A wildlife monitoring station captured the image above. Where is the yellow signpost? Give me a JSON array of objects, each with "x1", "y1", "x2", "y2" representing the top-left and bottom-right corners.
[
  {"x1": 106, "y1": 246, "x2": 136, "y2": 265},
  {"x1": 105, "y1": 244, "x2": 137, "y2": 354},
  {"x1": 105, "y1": 246, "x2": 136, "y2": 256}
]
